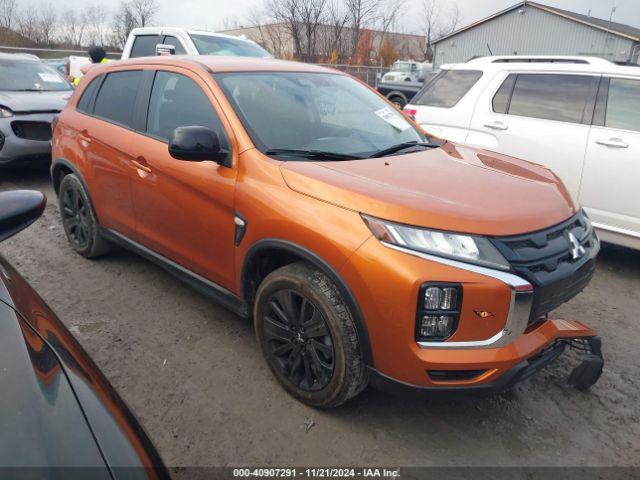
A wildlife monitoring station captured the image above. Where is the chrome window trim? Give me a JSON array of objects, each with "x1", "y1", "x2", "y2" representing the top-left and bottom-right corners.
[{"x1": 382, "y1": 242, "x2": 533, "y2": 350}]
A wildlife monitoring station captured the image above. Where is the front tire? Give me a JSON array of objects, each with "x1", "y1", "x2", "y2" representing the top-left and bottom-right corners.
[
  {"x1": 59, "y1": 173, "x2": 112, "y2": 258},
  {"x1": 254, "y1": 262, "x2": 367, "y2": 408}
]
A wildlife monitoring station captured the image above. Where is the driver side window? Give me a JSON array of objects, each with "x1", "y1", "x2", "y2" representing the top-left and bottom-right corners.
[{"x1": 146, "y1": 71, "x2": 228, "y2": 148}]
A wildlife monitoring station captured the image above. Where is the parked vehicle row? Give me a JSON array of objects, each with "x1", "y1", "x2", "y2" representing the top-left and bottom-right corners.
[
  {"x1": 50, "y1": 55, "x2": 604, "y2": 408},
  {"x1": 0, "y1": 53, "x2": 71, "y2": 166},
  {"x1": 405, "y1": 55, "x2": 640, "y2": 250}
]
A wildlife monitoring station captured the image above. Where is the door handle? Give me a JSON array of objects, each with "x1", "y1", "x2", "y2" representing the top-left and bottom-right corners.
[
  {"x1": 78, "y1": 129, "x2": 92, "y2": 144},
  {"x1": 483, "y1": 121, "x2": 508, "y2": 131},
  {"x1": 596, "y1": 137, "x2": 629, "y2": 148},
  {"x1": 131, "y1": 157, "x2": 152, "y2": 173}
]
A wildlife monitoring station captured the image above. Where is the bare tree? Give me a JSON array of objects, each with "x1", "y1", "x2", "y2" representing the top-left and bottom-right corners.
[
  {"x1": 418, "y1": 0, "x2": 461, "y2": 61},
  {"x1": 345, "y1": 0, "x2": 380, "y2": 57},
  {"x1": 375, "y1": 0, "x2": 405, "y2": 57},
  {"x1": 0, "y1": 0, "x2": 17, "y2": 29},
  {"x1": 59, "y1": 8, "x2": 87, "y2": 47},
  {"x1": 111, "y1": 0, "x2": 157, "y2": 48},
  {"x1": 16, "y1": 6, "x2": 40, "y2": 43},
  {"x1": 267, "y1": 0, "x2": 328, "y2": 62},
  {"x1": 130, "y1": 0, "x2": 158, "y2": 27},
  {"x1": 317, "y1": 0, "x2": 349, "y2": 61},
  {"x1": 84, "y1": 4, "x2": 110, "y2": 46},
  {"x1": 37, "y1": 4, "x2": 57, "y2": 46},
  {"x1": 111, "y1": 1, "x2": 136, "y2": 48},
  {"x1": 246, "y1": 8, "x2": 289, "y2": 58}
]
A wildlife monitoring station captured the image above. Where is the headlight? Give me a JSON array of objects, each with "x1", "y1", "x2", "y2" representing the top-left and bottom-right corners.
[
  {"x1": 0, "y1": 106, "x2": 13, "y2": 118},
  {"x1": 362, "y1": 215, "x2": 510, "y2": 270}
]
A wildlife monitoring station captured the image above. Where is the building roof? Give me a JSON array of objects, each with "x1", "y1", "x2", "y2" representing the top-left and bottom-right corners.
[{"x1": 434, "y1": 1, "x2": 640, "y2": 44}]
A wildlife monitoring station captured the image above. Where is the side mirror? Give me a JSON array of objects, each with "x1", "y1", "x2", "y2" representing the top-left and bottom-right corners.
[
  {"x1": 0, "y1": 190, "x2": 46, "y2": 242},
  {"x1": 156, "y1": 44, "x2": 176, "y2": 56},
  {"x1": 168, "y1": 126, "x2": 231, "y2": 167}
]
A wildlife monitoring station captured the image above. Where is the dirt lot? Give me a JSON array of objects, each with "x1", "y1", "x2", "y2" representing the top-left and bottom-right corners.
[{"x1": 1, "y1": 164, "x2": 639, "y2": 468}]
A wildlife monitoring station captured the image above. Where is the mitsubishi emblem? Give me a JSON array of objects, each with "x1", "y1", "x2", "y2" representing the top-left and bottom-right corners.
[{"x1": 568, "y1": 232, "x2": 586, "y2": 260}]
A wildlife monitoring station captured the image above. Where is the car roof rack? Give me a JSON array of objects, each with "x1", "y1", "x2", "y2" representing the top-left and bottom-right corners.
[{"x1": 464, "y1": 56, "x2": 614, "y2": 67}]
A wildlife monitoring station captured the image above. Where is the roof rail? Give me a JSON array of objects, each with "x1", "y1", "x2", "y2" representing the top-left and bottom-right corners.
[{"x1": 464, "y1": 56, "x2": 614, "y2": 66}]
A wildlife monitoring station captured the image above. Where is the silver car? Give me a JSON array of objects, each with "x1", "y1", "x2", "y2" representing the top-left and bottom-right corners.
[{"x1": 0, "y1": 54, "x2": 72, "y2": 166}]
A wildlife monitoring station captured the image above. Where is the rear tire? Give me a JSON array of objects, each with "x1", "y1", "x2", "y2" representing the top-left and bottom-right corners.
[
  {"x1": 58, "y1": 173, "x2": 112, "y2": 258},
  {"x1": 254, "y1": 262, "x2": 367, "y2": 408}
]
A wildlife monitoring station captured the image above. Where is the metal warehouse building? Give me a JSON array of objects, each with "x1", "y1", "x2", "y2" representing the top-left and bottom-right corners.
[{"x1": 432, "y1": 1, "x2": 640, "y2": 68}]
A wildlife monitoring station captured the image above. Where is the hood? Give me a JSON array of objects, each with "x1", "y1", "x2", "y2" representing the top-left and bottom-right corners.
[
  {"x1": 279, "y1": 143, "x2": 577, "y2": 236},
  {"x1": 0, "y1": 90, "x2": 71, "y2": 113},
  {"x1": 383, "y1": 72, "x2": 409, "y2": 81}
]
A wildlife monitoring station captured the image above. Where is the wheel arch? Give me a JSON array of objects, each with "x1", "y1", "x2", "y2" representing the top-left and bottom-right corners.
[
  {"x1": 241, "y1": 239, "x2": 374, "y2": 366},
  {"x1": 51, "y1": 158, "x2": 102, "y2": 225}
]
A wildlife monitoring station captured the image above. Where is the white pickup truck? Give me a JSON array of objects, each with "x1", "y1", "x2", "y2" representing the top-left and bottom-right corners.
[
  {"x1": 70, "y1": 27, "x2": 271, "y2": 85},
  {"x1": 121, "y1": 27, "x2": 272, "y2": 59}
]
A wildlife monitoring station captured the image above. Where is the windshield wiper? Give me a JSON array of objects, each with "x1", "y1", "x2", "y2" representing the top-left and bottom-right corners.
[
  {"x1": 264, "y1": 149, "x2": 364, "y2": 161},
  {"x1": 367, "y1": 141, "x2": 440, "y2": 158}
]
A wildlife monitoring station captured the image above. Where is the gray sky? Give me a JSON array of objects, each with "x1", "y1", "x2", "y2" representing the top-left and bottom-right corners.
[{"x1": 40, "y1": 0, "x2": 640, "y2": 33}]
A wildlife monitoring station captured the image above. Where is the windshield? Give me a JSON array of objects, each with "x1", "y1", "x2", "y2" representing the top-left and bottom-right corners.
[
  {"x1": 190, "y1": 34, "x2": 271, "y2": 58},
  {"x1": 0, "y1": 59, "x2": 71, "y2": 92},
  {"x1": 216, "y1": 72, "x2": 426, "y2": 158},
  {"x1": 392, "y1": 61, "x2": 411, "y2": 72}
]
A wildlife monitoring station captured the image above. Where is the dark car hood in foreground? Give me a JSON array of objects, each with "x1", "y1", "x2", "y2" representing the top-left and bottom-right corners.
[
  {"x1": 0, "y1": 255, "x2": 169, "y2": 478},
  {"x1": 280, "y1": 142, "x2": 577, "y2": 236},
  {"x1": 0, "y1": 90, "x2": 71, "y2": 113}
]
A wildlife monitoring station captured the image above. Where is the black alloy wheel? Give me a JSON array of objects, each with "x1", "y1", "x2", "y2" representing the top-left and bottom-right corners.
[
  {"x1": 58, "y1": 173, "x2": 112, "y2": 258},
  {"x1": 61, "y1": 183, "x2": 90, "y2": 249},
  {"x1": 262, "y1": 289, "x2": 335, "y2": 392}
]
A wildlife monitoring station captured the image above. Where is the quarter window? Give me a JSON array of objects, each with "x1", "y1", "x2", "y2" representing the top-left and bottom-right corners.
[
  {"x1": 605, "y1": 78, "x2": 640, "y2": 132},
  {"x1": 76, "y1": 76, "x2": 101, "y2": 114},
  {"x1": 146, "y1": 71, "x2": 228, "y2": 145},
  {"x1": 506, "y1": 74, "x2": 598, "y2": 124},
  {"x1": 130, "y1": 35, "x2": 162, "y2": 57},
  {"x1": 413, "y1": 70, "x2": 482, "y2": 108},
  {"x1": 491, "y1": 74, "x2": 516, "y2": 114},
  {"x1": 93, "y1": 71, "x2": 143, "y2": 127}
]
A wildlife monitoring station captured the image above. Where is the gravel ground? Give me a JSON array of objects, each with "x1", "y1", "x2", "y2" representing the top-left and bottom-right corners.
[{"x1": 1, "y1": 164, "x2": 639, "y2": 468}]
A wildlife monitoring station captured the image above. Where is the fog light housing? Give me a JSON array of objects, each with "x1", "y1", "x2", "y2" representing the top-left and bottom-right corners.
[{"x1": 416, "y1": 283, "x2": 462, "y2": 341}]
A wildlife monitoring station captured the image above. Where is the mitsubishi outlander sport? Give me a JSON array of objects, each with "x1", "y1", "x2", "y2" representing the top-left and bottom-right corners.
[{"x1": 51, "y1": 56, "x2": 604, "y2": 407}]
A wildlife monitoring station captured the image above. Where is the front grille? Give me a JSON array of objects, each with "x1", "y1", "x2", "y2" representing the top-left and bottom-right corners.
[
  {"x1": 491, "y1": 211, "x2": 598, "y2": 324},
  {"x1": 11, "y1": 121, "x2": 52, "y2": 141}
]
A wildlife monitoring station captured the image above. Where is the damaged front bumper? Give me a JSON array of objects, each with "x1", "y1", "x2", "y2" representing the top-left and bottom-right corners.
[{"x1": 369, "y1": 326, "x2": 604, "y2": 396}]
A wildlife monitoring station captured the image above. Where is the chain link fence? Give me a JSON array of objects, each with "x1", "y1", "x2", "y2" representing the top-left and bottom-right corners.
[
  {"x1": 0, "y1": 45, "x2": 122, "y2": 60},
  {"x1": 316, "y1": 64, "x2": 392, "y2": 87},
  {"x1": 0, "y1": 46, "x2": 390, "y2": 87}
]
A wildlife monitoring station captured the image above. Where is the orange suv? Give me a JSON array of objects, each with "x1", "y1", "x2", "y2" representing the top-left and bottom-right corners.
[{"x1": 51, "y1": 56, "x2": 603, "y2": 407}]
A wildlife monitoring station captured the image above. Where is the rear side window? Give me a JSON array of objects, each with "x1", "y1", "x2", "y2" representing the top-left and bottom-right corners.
[
  {"x1": 413, "y1": 70, "x2": 482, "y2": 108},
  {"x1": 162, "y1": 35, "x2": 186, "y2": 54},
  {"x1": 604, "y1": 78, "x2": 640, "y2": 132},
  {"x1": 506, "y1": 74, "x2": 598, "y2": 124},
  {"x1": 146, "y1": 71, "x2": 228, "y2": 145},
  {"x1": 76, "y1": 76, "x2": 101, "y2": 113},
  {"x1": 94, "y1": 71, "x2": 143, "y2": 127},
  {"x1": 130, "y1": 35, "x2": 162, "y2": 57}
]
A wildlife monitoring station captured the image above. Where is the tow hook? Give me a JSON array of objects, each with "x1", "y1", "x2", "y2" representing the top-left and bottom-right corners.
[{"x1": 567, "y1": 336, "x2": 604, "y2": 391}]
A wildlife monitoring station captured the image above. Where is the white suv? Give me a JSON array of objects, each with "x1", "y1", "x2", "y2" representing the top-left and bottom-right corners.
[{"x1": 404, "y1": 56, "x2": 640, "y2": 250}]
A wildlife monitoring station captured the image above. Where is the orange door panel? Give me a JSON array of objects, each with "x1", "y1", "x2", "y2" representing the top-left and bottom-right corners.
[
  {"x1": 127, "y1": 68, "x2": 238, "y2": 290},
  {"x1": 81, "y1": 116, "x2": 137, "y2": 239}
]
